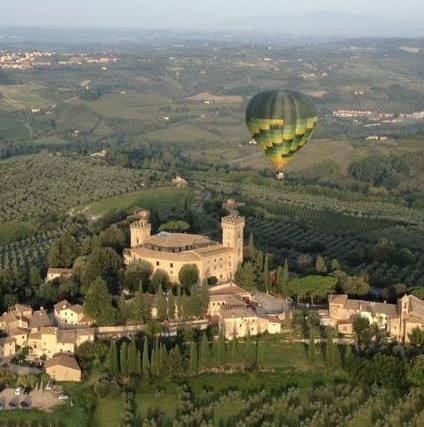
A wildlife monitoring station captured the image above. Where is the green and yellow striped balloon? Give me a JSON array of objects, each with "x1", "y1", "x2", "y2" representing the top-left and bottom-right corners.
[{"x1": 246, "y1": 90, "x2": 318, "y2": 170}]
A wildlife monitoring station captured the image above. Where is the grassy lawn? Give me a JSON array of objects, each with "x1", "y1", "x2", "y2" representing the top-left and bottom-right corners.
[
  {"x1": 94, "y1": 396, "x2": 124, "y2": 427},
  {"x1": 83, "y1": 186, "x2": 193, "y2": 219}
]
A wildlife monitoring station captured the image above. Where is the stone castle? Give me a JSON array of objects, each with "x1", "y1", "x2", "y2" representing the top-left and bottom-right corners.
[{"x1": 123, "y1": 206, "x2": 245, "y2": 284}]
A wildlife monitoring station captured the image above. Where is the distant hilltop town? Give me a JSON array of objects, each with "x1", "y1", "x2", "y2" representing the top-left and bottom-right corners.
[{"x1": 0, "y1": 50, "x2": 118, "y2": 70}]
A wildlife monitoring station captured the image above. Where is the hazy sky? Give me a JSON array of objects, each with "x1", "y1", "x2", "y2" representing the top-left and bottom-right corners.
[{"x1": 1, "y1": 0, "x2": 422, "y2": 29}]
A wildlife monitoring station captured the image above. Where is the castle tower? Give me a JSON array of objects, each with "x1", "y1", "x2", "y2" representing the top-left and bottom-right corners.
[
  {"x1": 130, "y1": 209, "x2": 151, "y2": 248},
  {"x1": 221, "y1": 210, "x2": 245, "y2": 271}
]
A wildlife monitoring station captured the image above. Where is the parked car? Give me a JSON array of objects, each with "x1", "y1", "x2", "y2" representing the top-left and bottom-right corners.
[
  {"x1": 58, "y1": 393, "x2": 70, "y2": 401},
  {"x1": 45, "y1": 379, "x2": 55, "y2": 390},
  {"x1": 20, "y1": 400, "x2": 30, "y2": 408},
  {"x1": 14, "y1": 387, "x2": 24, "y2": 396},
  {"x1": 9, "y1": 400, "x2": 18, "y2": 408},
  {"x1": 0, "y1": 402, "x2": 4, "y2": 410}
]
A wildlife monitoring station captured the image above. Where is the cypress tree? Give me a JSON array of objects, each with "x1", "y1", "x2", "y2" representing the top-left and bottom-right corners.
[
  {"x1": 211, "y1": 339, "x2": 219, "y2": 367},
  {"x1": 262, "y1": 254, "x2": 269, "y2": 292},
  {"x1": 256, "y1": 250, "x2": 264, "y2": 272},
  {"x1": 168, "y1": 294, "x2": 176, "y2": 320},
  {"x1": 257, "y1": 338, "x2": 264, "y2": 369},
  {"x1": 281, "y1": 259, "x2": 289, "y2": 295},
  {"x1": 136, "y1": 350, "x2": 142, "y2": 376},
  {"x1": 199, "y1": 333, "x2": 211, "y2": 370},
  {"x1": 245, "y1": 232, "x2": 256, "y2": 260},
  {"x1": 231, "y1": 338, "x2": 237, "y2": 367},
  {"x1": 128, "y1": 335, "x2": 138, "y2": 375},
  {"x1": 244, "y1": 332, "x2": 255, "y2": 369},
  {"x1": 160, "y1": 344, "x2": 168, "y2": 376},
  {"x1": 315, "y1": 255, "x2": 327, "y2": 273},
  {"x1": 142, "y1": 337, "x2": 150, "y2": 377},
  {"x1": 156, "y1": 290, "x2": 167, "y2": 321},
  {"x1": 108, "y1": 341, "x2": 119, "y2": 376},
  {"x1": 120, "y1": 342, "x2": 129, "y2": 377},
  {"x1": 217, "y1": 334, "x2": 226, "y2": 366},
  {"x1": 325, "y1": 328, "x2": 335, "y2": 369},
  {"x1": 189, "y1": 341, "x2": 198, "y2": 374},
  {"x1": 309, "y1": 329, "x2": 316, "y2": 366},
  {"x1": 276, "y1": 266, "x2": 283, "y2": 294}
]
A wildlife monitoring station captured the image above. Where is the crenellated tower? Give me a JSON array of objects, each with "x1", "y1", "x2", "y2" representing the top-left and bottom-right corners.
[
  {"x1": 221, "y1": 209, "x2": 245, "y2": 270},
  {"x1": 130, "y1": 209, "x2": 151, "y2": 248}
]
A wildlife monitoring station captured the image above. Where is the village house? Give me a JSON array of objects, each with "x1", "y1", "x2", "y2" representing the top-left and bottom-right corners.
[
  {"x1": 46, "y1": 268, "x2": 73, "y2": 283},
  {"x1": 327, "y1": 294, "x2": 424, "y2": 343},
  {"x1": 54, "y1": 300, "x2": 93, "y2": 327},
  {"x1": 45, "y1": 354, "x2": 82, "y2": 382},
  {"x1": 171, "y1": 175, "x2": 188, "y2": 187},
  {"x1": 0, "y1": 337, "x2": 16, "y2": 357},
  {"x1": 219, "y1": 306, "x2": 281, "y2": 340},
  {"x1": 208, "y1": 282, "x2": 251, "y2": 317},
  {"x1": 124, "y1": 206, "x2": 245, "y2": 284}
]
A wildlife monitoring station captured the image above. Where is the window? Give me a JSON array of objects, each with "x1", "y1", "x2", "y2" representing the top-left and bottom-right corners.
[
  {"x1": 170, "y1": 263, "x2": 173, "y2": 268},
  {"x1": 156, "y1": 261, "x2": 160, "y2": 266}
]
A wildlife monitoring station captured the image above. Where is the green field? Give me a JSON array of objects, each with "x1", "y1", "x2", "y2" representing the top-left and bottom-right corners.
[
  {"x1": 83, "y1": 186, "x2": 193, "y2": 219},
  {"x1": 0, "y1": 83, "x2": 55, "y2": 111}
]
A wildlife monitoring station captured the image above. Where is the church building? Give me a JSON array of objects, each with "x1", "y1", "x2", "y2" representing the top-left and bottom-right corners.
[{"x1": 123, "y1": 205, "x2": 245, "y2": 284}]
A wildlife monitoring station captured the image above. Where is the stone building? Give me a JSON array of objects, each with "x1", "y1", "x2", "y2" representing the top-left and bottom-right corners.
[
  {"x1": 124, "y1": 205, "x2": 245, "y2": 284},
  {"x1": 327, "y1": 294, "x2": 424, "y2": 343},
  {"x1": 219, "y1": 307, "x2": 281, "y2": 340},
  {"x1": 45, "y1": 354, "x2": 82, "y2": 382}
]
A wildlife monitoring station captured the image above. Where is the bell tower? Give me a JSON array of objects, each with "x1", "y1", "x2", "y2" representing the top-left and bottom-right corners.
[
  {"x1": 221, "y1": 210, "x2": 245, "y2": 270},
  {"x1": 130, "y1": 209, "x2": 151, "y2": 248}
]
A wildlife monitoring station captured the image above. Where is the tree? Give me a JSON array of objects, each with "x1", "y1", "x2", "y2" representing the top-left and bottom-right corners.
[
  {"x1": 151, "y1": 269, "x2": 170, "y2": 293},
  {"x1": 98, "y1": 227, "x2": 127, "y2": 251},
  {"x1": 330, "y1": 258, "x2": 341, "y2": 271},
  {"x1": 244, "y1": 333, "x2": 256, "y2": 369},
  {"x1": 296, "y1": 254, "x2": 314, "y2": 272},
  {"x1": 235, "y1": 262, "x2": 257, "y2": 291},
  {"x1": 167, "y1": 294, "x2": 176, "y2": 320},
  {"x1": 408, "y1": 355, "x2": 424, "y2": 387},
  {"x1": 132, "y1": 291, "x2": 151, "y2": 323},
  {"x1": 315, "y1": 255, "x2": 327, "y2": 273},
  {"x1": 217, "y1": 334, "x2": 226, "y2": 366},
  {"x1": 83, "y1": 277, "x2": 116, "y2": 325},
  {"x1": 124, "y1": 260, "x2": 153, "y2": 292},
  {"x1": 261, "y1": 254, "x2": 269, "y2": 292},
  {"x1": 308, "y1": 329, "x2": 316, "y2": 365},
  {"x1": 120, "y1": 342, "x2": 129, "y2": 377},
  {"x1": 82, "y1": 247, "x2": 123, "y2": 294},
  {"x1": 159, "y1": 220, "x2": 190, "y2": 233},
  {"x1": 277, "y1": 259, "x2": 289, "y2": 295},
  {"x1": 408, "y1": 327, "x2": 424, "y2": 347},
  {"x1": 178, "y1": 264, "x2": 199, "y2": 294},
  {"x1": 48, "y1": 231, "x2": 79, "y2": 268},
  {"x1": 256, "y1": 250, "x2": 264, "y2": 272},
  {"x1": 156, "y1": 291, "x2": 167, "y2": 321},
  {"x1": 244, "y1": 233, "x2": 256, "y2": 260},
  {"x1": 372, "y1": 239, "x2": 395, "y2": 263},
  {"x1": 189, "y1": 341, "x2": 198, "y2": 374},
  {"x1": 257, "y1": 338, "x2": 265, "y2": 368},
  {"x1": 108, "y1": 342, "x2": 119, "y2": 376},
  {"x1": 325, "y1": 327, "x2": 335, "y2": 368},
  {"x1": 352, "y1": 316, "x2": 372, "y2": 349},
  {"x1": 128, "y1": 336, "x2": 138, "y2": 376},
  {"x1": 199, "y1": 333, "x2": 211, "y2": 369},
  {"x1": 167, "y1": 346, "x2": 184, "y2": 377},
  {"x1": 142, "y1": 338, "x2": 150, "y2": 377},
  {"x1": 29, "y1": 266, "x2": 43, "y2": 287}
]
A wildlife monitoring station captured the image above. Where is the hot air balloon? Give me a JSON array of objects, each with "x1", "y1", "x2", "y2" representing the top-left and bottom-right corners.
[{"x1": 245, "y1": 90, "x2": 317, "y2": 178}]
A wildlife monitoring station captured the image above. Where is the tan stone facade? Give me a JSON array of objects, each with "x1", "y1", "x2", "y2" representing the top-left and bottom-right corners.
[
  {"x1": 45, "y1": 354, "x2": 81, "y2": 382},
  {"x1": 219, "y1": 307, "x2": 281, "y2": 340},
  {"x1": 328, "y1": 294, "x2": 424, "y2": 343},
  {"x1": 124, "y1": 207, "x2": 245, "y2": 284}
]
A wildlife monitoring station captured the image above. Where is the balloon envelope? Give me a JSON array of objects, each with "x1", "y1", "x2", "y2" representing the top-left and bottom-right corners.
[{"x1": 245, "y1": 90, "x2": 318, "y2": 170}]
